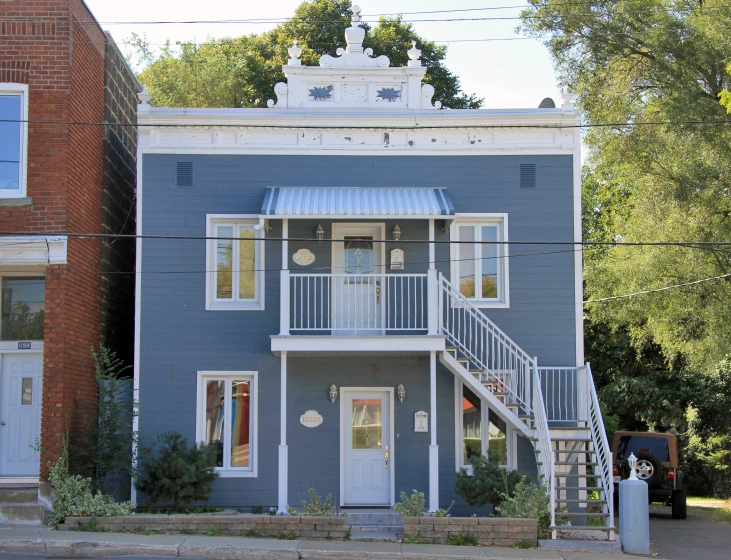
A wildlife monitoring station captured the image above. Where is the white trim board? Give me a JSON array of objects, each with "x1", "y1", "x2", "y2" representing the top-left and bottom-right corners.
[
  {"x1": 339, "y1": 386, "x2": 395, "y2": 507},
  {"x1": 0, "y1": 237, "x2": 67, "y2": 266}
]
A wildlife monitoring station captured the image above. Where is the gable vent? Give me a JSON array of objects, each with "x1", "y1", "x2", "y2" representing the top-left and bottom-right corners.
[
  {"x1": 519, "y1": 163, "x2": 537, "y2": 189},
  {"x1": 176, "y1": 161, "x2": 194, "y2": 187}
]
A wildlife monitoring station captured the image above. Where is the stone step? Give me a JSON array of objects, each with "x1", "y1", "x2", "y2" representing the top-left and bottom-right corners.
[
  {"x1": 0, "y1": 504, "x2": 43, "y2": 524},
  {"x1": 0, "y1": 486, "x2": 38, "y2": 505},
  {"x1": 351, "y1": 525, "x2": 403, "y2": 533},
  {"x1": 350, "y1": 530, "x2": 399, "y2": 541},
  {"x1": 345, "y1": 512, "x2": 403, "y2": 525}
]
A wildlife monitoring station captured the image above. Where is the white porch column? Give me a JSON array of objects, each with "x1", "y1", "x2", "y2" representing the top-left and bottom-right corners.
[
  {"x1": 427, "y1": 269, "x2": 439, "y2": 335},
  {"x1": 428, "y1": 219, "x2": 435, "y2": 269},
  {"x1": 277, "y1": 351, "x2": 289, "y2": 514},
  {"x1": 282, "y1": 219, "x2": 289, "y2": 270},
  {"x1": 429, "y1": 350, "x2": 439, "y2": 512},
  {"x1": 280, "y1": 219, "x2": 291, "y2": 336}
]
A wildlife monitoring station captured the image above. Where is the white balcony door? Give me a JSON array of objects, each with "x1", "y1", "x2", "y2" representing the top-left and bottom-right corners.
[
  {"x1": 342, "y1": 389, "x2": 393, "y2": 506},
  {"x1": 332, "y1": 224, "x2": 384, "y2": 333},
  {"x1": 0, "y1": 353, "x2": 42, "y2": 477}
]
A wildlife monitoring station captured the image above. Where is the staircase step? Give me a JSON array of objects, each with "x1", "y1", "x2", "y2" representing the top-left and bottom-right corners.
[
  {"x1": 556, "y1": 487, "x2": 606, "y2": 492},
  {"x1": 555, "y1": 462, "x2": 598, "y2": 466},
  {"x1": 0, "y1": 504, "x2": 43, "y2": 524},
  {"x1": 556, "y1": 474, "x2": 602, "y2": 478},
  {"x1": 553, "y1": 438, "x2": 593, "y2": 442},
  {"x1": 552, "y1": 525, "x2": 615, "y2": 531},
  {"x1": 555, "y1": 499, "x2": 608, "y2": 504},
  {"x1": 351, "y1": 525, "x2": 403, "y2": 533},
  {"x1": 555, "y1": 449, "x2": 596, "y2": 454},
  {"x1": 0, "y1": 486, "x2": 38, "y2": 505},
  {"x1": 351, "y1": 531, "x2": 399, "y2": 541}
]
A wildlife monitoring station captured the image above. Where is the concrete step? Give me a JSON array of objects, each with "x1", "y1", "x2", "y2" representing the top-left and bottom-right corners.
[
  {"x1": 351, "y1": 525, "x2": 403, "y2": 533},
  {"x1": 350, "y1": 530, "x2": 399, "y2": 541},
  {"x1": 0, "y1": 504, "x2": 43, "y2": 524},
  {"x1": 345, "y1": 512, "x2": 403, "y2": 525},
  {"x1": 0, "y1": 486, "x2": 38, "y2": 505}
]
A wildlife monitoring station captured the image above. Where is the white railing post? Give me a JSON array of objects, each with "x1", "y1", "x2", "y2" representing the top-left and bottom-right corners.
[
  {"x1": 577, "y1": 363, "x2": 589, "y2": 424},
  {"x1": 280, "y1": 269, "x2": 290, "y2": 335},
  {"x1": 427, "y1": 269, "x2": 439, "y2": 335}
]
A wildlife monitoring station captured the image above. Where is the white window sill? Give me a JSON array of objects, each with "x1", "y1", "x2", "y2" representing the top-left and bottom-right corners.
[
  {"x1": 206, "y1": 302, "x2": 265, "y2": 311},
  {"x1": 468, "y1": 301, "x2": 509, "y2": 309},
  {"x1": 216, "y1": 470, "x2": 257, "y2": 478}
]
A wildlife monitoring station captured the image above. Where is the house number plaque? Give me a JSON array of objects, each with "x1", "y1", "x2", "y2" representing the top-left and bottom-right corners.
[
  {"x1": 414, "y1": 410, "x2": 428, "y2": 432},
  {"x1": 293, "y1": 248, "x2": 316, "y2": 266},
  {"x1": 300, "y1": 410, "x2": 323, "y2": 428}
]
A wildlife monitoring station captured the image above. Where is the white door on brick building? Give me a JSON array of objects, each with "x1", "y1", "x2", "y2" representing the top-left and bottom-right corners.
[{"x1": 0, "y1": 353, "x2": 43, "y2": 477}]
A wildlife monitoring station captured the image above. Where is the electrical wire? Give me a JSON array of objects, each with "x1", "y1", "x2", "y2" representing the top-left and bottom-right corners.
[{"x1": 584, "y1": 273, "x2": 731, "y2": 303}]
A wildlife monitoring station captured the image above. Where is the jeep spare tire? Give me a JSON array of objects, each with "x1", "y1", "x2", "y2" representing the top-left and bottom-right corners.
[{"x1": 633, "y1": 451, "x2": 663, "y2": 485}]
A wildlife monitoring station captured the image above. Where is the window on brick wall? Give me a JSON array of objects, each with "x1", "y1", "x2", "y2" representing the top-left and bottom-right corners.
[
  {"x1": 0, "y1": 277, "x2": 45, "y2": 341},
  {"x1": 206, "y1": 216, "x2": 265, "y2": 311},
  {"x1": 0, "y1": 84, "x2": 28, "y2": 198},
  {"x1": 196, "y1": 371, "x2": 258, "y2": 477}
]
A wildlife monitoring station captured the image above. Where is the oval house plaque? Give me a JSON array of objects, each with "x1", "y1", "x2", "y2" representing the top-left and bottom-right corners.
[
  {"x1": 300, "y1": 410, "x2": 323, "y2": 428},
  {"x1": 293, "y1": 248, "x2": 316, "y2": 266}
]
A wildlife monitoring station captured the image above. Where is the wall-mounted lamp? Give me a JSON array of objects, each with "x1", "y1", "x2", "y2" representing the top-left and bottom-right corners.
[
  {"x1": 315, "y1": 224, "x2": 325, "y2": 242},
  {"x1": 329, "y1": 384, "x2": 338, "y2": 403},
  {"x1": 392, "y1": 225, "x2": 401, "y2": 241},
  {"x1": 397, "y1": 384, "x2": 406, "y2": 403}
]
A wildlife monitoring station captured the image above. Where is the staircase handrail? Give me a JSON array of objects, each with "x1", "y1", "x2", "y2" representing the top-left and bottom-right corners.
[
  {"x1": 532, "y1": 361, "x2": 555, "y2": 536},
  {"x1": 584, "y1": 363, "x2": 614, "y2": 531},
  {"x1": 438, "y1": 273, "x2": 534, "y2": 412}
]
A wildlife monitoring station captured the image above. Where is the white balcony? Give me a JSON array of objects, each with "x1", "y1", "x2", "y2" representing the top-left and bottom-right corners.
[{"x1": 271, "y1": 269, "x2": 445, "y2": 355}]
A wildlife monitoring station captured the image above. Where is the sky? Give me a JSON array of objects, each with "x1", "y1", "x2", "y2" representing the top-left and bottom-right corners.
[{"x1": 84, "y1": 0, "x2": 561, "y2": 109}]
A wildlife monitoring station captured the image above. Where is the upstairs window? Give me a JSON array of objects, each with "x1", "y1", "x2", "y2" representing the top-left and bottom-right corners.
[
  {"x1": 1, "y1": 277, "x2": 45, "y2": 341},
  {"x1": 450, "y1": 216, "x2": 509, "y2": 307},
  {"x1": 206, "y1": 216, "x2": 265, "y2": 310},
  {"x1": 0, "y1": 85, "x2": 28, "y2": 198}
]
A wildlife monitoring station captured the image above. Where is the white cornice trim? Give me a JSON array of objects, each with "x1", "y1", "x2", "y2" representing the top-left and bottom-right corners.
[{"x1": 0, "y1": 236, "x2": 67, "y2": 266}]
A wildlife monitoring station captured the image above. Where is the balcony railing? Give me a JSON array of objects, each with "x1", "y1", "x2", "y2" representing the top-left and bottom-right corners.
[{"x1": 280, "y1": 270, "x2": 439, "y2": 335}]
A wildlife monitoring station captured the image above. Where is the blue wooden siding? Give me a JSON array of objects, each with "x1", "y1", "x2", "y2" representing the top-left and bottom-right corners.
[{"x1": 138, "y1": 154, "x2": 575, "y2": 509}]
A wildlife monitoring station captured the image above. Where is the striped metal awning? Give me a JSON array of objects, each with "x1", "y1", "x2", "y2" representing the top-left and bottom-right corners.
[{"x1": 261, "y1": 187, "x2": 455, "y2": 219}]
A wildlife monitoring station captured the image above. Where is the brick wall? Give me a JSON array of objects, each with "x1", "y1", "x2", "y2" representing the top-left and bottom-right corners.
[
  {"x1": 0, "y1": 0, "x2": 137, "y2": 477},
  {"x1": 403, "y1": 517, "x2": 538, "y2": 547}
]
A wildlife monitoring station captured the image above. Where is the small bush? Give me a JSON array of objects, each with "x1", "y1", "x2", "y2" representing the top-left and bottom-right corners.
[
  {"x1": 49, "y1": 435, "x2": 135, "y2": 525},
  {"x1": 135, "y1": 432, "x2": 219, "y2": 511},
  {"x1": 454, "y1": 454, "x2": 525, "y2": 508},
  {"x1": 251, "y1": 505, "x2": 264, "y2": 514},
  {"x1": 275, "y1": 530, "x2": 298, "y2": 540},
  {"x1": 432, "y1": 500, "x2": 454, "y2": 517},
  {"x1": 496, "y1": 480, "x2": 559, "y2": 539},
  {"x1": 393, "y1": 489, "x2": 425, "y2": 517},
  {"x1": 515, "y1": 539, "x2": 536, "y2": 549},
  {"x1": 286, "y1": 481, "x2": 337, "y2": 516},
  {"x1": 447, "y1": 532, "x2": 478, "y2": 546},
  {"x1": 204, "y1": 526, "x2": 221, "y2": 537}
]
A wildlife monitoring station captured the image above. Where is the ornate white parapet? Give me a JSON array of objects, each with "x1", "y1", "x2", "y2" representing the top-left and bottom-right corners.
[{"x1": 267, "y1": 4, "x2": 439, "y2": 110}]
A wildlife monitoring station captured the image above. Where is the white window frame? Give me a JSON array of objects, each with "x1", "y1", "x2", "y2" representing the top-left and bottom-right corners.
[
  {"x1": 0, "y1": 84, "x2": 29, "y2": 199},
  {"x1": 454, "y1": 378, "x2": 516, "y2": 473},
  {"x1": 449, "y1": 213, "x2": 509, "y2": 308},
  {"x1": 196, "y1": 370, "x2": 258, "y2": 478},
  {"x1": 206, "y1": 215, "x2": 265, "y2": 311}
]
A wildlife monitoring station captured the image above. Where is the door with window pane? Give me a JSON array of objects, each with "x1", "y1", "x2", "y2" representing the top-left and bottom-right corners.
[
  {"x1": 332, "y1": 225, "x2": 383, "y2": 333},
  {"x1": 343, "y1": 390, "x2": 391, "y2": 505}
]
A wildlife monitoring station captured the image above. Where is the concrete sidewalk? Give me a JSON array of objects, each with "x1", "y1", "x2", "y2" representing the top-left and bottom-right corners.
[{"x1": 0, "y1": 524, "x2": 628, "y2": 560}]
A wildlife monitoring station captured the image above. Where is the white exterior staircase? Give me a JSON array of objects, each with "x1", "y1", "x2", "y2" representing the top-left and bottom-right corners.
[{"x1": 436, "y1": 274, "x2": 614, "y2": 540}]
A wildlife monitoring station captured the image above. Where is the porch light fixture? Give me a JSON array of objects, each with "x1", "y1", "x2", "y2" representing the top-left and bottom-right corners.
[
  {"x1": 329, "y1": 384, "x2": 338, "y2": 403},
  {"x1": 397, "y1": 384, "x2": 406, "y2": 403},
  {"x1": 315, "y1": 224, "x2": 325, "y2": 242},
  {"x1": 392, "y1": 225, "x2": 401, "y2": 241}
]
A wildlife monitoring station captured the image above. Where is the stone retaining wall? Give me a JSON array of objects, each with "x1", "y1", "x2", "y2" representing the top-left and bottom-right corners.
[
  {"x1": 403, "y1": 517, "x2": 538, "y2": 547},
  {"x1": 58, "y1": 515, "x2": 346, "y2": 539}
]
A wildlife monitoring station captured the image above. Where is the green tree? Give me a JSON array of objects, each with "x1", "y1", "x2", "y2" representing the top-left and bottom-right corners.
[
  {"x1": 521, "y1": 0, "x2": 731, "y2": 371},
  {"x1": 129, "y1": 0, "x2": 481, "y2": 109}
]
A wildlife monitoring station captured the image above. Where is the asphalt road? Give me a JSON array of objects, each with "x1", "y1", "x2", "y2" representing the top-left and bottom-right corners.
[
  {"x1": 0, "y1": 555, "x2": 194, "y2": 560},
  {"x1": 649, "y1": 504, "x2": 731, "y2": 560}
]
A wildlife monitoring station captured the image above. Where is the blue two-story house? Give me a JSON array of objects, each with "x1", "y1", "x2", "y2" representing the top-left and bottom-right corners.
[{"x1": 134, "y1": 9, "x2": 614, "y2": 541}]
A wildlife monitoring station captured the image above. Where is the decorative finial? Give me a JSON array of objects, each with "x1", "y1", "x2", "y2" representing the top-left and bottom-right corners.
[
  {"x1": 138, "y1": 85, "x2": 151, "y2": 106},
  {"x1": 407, "y1": 41, "x2": 422, "y2": 67},
  {"x1": 288, "y1": 40, "x2": 302, "y2": 66},
  {"x1": 560, "y1": 89, "x2": 577, "y2": 110},
  {"x1": 628, "y1": 452, "x2": 639, "y2": 481},
  {"x1": 351, "y1": 5, "x2": 362, "y2": 24}
]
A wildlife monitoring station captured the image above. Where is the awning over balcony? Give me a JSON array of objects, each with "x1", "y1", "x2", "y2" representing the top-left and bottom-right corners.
[{"x1": 261, "y1": 187, "x2": 455, "y2": 219}]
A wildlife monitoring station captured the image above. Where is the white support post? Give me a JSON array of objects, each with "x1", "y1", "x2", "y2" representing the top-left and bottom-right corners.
[
  {"x1": 577, "y1": 363, "x2": 589, "y2": 425},
  {"x1": 277, "y1": 351, "x2": 289, "y2": 514},
  {"x1": 280, "y1": 270, "x2": 290, "y2": 335},
  {"x1": 429, "y1": 350, "x2": 439, "y2": 512},
  {"x1": 428, "y1": 219, "x2": 435, "y2": 269},
  {"x1": 427, "y1": 269, "x2": 439, "y2": 335},
  {"x1": 282, "y1": 219, "x2": 289, "y2": 270}
]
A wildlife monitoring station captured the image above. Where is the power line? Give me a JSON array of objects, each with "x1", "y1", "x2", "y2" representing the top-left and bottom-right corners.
[
  {"x1": 0, "y1": 118, "x2": 729, "y2": 129},
  {"x1": 584, "y1": 273, "x2": 731, "y2": 303},
  {"x1": 1, "y1": 232, "x2": 731, "y2": 247}
]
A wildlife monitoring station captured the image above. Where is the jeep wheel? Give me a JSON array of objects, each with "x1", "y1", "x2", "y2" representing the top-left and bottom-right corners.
[
  {"x1": 672, "y1": 489, "x2": 687, "y2": 519},
  {"x1": 634, "y1": 451, "x2": 663, "y2": 485}
]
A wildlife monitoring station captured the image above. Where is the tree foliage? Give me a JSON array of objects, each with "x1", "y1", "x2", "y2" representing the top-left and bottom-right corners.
[
  {"x1": 128, "y1": 0, "x2": 481, "y2": 110},
  {"x1": 522, "y1": 0, "x2": 731, "y2": 371}
]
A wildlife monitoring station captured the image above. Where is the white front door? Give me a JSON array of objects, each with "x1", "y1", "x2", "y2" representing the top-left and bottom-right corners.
[
  {"x1": 332, "y1": 224, "x2": 384, "y2": 333},
  {"x1": 0, "y1": 353, "x2": 43, "y2": 477},
  {"x1": 342, "y1": 389, "x2": 392, "y2": 506}
]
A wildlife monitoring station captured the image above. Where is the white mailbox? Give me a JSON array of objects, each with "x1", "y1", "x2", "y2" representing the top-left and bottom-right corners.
[{"x1": 414, "y1": 410, "x2": 428, "y2": 432}]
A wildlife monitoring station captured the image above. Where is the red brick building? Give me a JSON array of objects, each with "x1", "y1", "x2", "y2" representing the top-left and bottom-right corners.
[{"x1": 0, "y1": 0, "x2": 138, "y2": 522}]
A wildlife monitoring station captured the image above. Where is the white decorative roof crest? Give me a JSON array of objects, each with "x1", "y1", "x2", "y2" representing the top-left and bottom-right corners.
[{"x1": 267, "y1": 5, "x2": 440, "y2": 111}]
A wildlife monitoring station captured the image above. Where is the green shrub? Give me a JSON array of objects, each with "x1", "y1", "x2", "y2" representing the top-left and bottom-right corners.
[
  {"x1": 496, "y1": 480, "x2": 557, "y2": 539},
  {"x1": 251, "y1": 505, "x2": 264, "y2": 514},
  {"x1": 49, "y1": 435, "x2": 135, "y2": 525},
  {"x1": 286, "y1": 481, "x2": 337, "y2": 516},
  {"x1": 135, "y1": 432, "x2": 219, "y2": 511},
  {"x1": 454, "y1": 454, "x2": 524, "y2": 507},
  {"x1": 393, "y1": 489, "x2": 426, "y2": 517},
  {"x1": 432, "y1": 500, "x2": 454, "y2": 517},
  {"x1": 447, "y1": 532, "x2": 478, "y2": 546}
]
